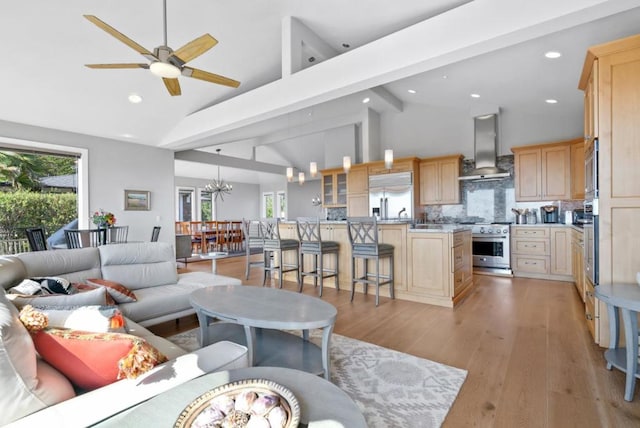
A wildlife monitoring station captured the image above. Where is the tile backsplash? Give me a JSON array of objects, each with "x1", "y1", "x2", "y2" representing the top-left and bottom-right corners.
[{"x1": 422, "y1": 155, "x2": 583, "y2": 224}]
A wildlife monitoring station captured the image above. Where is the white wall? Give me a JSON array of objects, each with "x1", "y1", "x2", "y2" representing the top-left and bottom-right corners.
[
  {"x1": 287, "y1": 179, "x2": 322, "y2": 219},
  {"x1": 174, "y1": 176, "x2": 260, "y2": 220},
  {"x1": 380, "y1": 102, "x2": 583, "y2": 160},
  {"x1": 0, "y1": 120, "x2": 175, "y2": 244}
]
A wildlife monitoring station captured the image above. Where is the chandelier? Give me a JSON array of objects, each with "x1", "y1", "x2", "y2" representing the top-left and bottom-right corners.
[{"x1": 205, "y1": 149, "x2": 233, "y2": 201}]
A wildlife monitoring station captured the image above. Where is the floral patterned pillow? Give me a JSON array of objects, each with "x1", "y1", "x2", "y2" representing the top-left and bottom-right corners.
[{"x1": 32, "y1": 328, "x2": 168, "y2": 390}]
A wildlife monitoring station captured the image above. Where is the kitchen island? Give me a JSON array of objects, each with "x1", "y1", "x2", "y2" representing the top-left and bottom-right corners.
[{"x1": 278, "y1": 221, "x2": 473, "y2": 308}]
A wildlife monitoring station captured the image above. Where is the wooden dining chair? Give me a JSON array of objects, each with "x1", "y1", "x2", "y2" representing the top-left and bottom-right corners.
[
  {"x1": 25, "y1": 227, "x2": 48, "y2": 251},
  {"x1": 151, "y1": 226, "x2": 161, "y2": 242},
  {"x1": 108, "y1": 225, "x2": 129, "y2": 243},
  {"x1": 64, "y1": 229, "x2": 107, "y2": 248}
]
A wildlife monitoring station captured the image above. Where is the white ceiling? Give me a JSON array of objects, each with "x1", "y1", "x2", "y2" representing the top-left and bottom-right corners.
[{"x1": 2, "y1": 1, "x2": 640, "y2": 185}]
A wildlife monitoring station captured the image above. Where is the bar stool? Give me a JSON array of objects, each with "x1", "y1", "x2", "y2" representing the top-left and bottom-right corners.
[
  {"x1": 346, "y1": 216, "x2": 394, "y2": 306},
  {"x1": 259, "y1": 218, "x2": 300, "y2": 288},
  {"x1": 296, "y1": 217, "x2": 339, "y2": 297},
  {"x1": 242, "y1": 219, "x2": 264, "y2": 280}
]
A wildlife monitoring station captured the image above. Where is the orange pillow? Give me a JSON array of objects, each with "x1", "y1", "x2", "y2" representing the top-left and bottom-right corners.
[
  {"x1": 32, "y1": 328, "x2": 167, "y2": 390},
  {"x1": 86, "y1": 279, "x2": 137, "y2": 303}
]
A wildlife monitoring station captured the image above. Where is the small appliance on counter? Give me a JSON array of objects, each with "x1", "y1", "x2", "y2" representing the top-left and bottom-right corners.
[
  {"x1": 541, "y1": 205, "x2": 559, "y2": 223},
  {"x1": 572, "y1": 208, "x2": 587, "y2": 224}
]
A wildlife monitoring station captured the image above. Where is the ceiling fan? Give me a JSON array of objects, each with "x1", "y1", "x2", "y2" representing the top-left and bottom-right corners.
[{"x1": 83, "y1": 0, "x2": 240, "y2": 96}]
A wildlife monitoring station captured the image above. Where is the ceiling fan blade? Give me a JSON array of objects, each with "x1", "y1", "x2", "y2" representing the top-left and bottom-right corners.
[
  {"x1": 182, "y1": 66, "x2": 240, "y2": 88},
  {"x1": 84, "y1": 15, "x2": 156, "y2": 61},
  {"x1": 162, "y1": 78, "x2": 182, "y2": 96},
  {"x1": 171, "y1": 34, "x2": 218, "y2": 64},
  {"x1": 85, "y1": 63, "x2": 149, "y2": 69}
]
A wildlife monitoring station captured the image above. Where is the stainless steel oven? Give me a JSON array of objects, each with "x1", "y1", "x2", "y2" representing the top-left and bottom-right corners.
[{"x1": 471, "y1": 223, "x2": 512, "y2": 274}]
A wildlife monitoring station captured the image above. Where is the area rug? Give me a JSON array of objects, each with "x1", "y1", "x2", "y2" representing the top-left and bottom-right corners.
[{"x1": 167, "y1": 329, "x2": 467, "y2": 428}]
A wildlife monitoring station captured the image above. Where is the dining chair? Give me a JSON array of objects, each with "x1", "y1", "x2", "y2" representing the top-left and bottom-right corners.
[
  {"x1": 230, "y1": 221, "x2": 243, "y2": 252},
  {"x1": 296, "y1": 217, "x2": 339, "y2": 297},
  {"x1": 259, "y1": 218, "x2": 300, "y2": 288},
  {"x1": 189, "y1": 221, "x2": 203, "y2": 253},
  {"x1": 346, "y1": 216, "x2": 395, "y2": 306},
  {"x1": 242, "y1": 219, "x2": 264, "y2": 279},
  {"x1": 214, "y1": 220, "x2": 231, "y2": 252},
  {"x1": 25, "y1": 227, "x2": 48, "y2": 251},
  {"x1": 151, "y1": 226, "x2": 161, "y2": 242},
  {"x1": 64, "y1": 228, "x2": 107, "y2": 249},
  {"x1": 108, "y1": 225, "x2": 129, "y2": 243}
]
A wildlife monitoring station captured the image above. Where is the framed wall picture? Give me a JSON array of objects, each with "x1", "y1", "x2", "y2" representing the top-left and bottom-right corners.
[{"x1": 124, "y1": 189, "x2": 150, "y2": 211}]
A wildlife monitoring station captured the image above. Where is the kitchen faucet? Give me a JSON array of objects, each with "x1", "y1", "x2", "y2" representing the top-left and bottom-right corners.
[{"x1": 398, "y1": 207, "x2": 406, "y2": 218}]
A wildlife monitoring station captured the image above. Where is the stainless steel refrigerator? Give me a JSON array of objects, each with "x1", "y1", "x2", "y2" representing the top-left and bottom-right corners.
[{"x1": 368, "y1": 172, "x2": 413, "y2": 220}]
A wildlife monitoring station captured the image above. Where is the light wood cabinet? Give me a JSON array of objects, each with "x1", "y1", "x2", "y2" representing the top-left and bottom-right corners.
[
  {"x1": 571, "y1": 227, "x2": 585, "y2": 302},
  {"x1": 578, "y1": 34, "x2": 640, "y2": 347},
  {"x1": 419, "y1": 155, "x2": 462, "y2": 205},
  {"x1": 404, "y1": 230, "x2": 473, "y2": 308},
  {"x1": 512, "y1": 141, "x2": 576, "y2": 201},
  {"x1": 550, "y1": 227, "x2": 571, "y2": 277},
  {"x1": 570, "y1": 140, "x2": 586, "y2": 200},
  {"x1": 511, "y1": 226, "x2": 572, "y2": 281},
  {"x1": 321, "y1": 168, "x2": 347, "y2": 207},
  {"x1": 346, "y1": 164, "x2": 369, "y2": 216},
  {"x1": 368, "y1": 158, "x2": 416, "y2": 176}
]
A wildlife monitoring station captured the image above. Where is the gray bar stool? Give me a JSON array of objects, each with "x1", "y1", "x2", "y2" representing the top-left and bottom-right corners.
[
  {"x1": 242, "y1": 218, "x2": 264, "y2": 279},
  {"x1": 259, "y1": 218, "x2": 300, "y2": 288},
  {"x1": 296, "y1": 217, "x2": 340, "y2": 297},
  {"x1": 346, "y1": 216, "x2": 395, "y2": 306}
]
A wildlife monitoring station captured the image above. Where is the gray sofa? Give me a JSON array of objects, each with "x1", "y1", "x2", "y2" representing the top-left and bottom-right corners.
[
  {"x1": 0, "y1": 241, "x2": 242, "y2": 326},
  {"x1": 0, "y1": 242, "x2": 248, "y2": 426}
]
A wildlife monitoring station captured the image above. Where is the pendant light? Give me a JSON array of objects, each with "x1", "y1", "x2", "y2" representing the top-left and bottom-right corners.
[
  {"x1": 384, "y1": 149, "x2": 394, "y2": 169},
  {"x1": 286, "y1": 167, "x2": 294, "y2": 182},
  {"x1": 309, "y1": 162, "x2": 318, "y2": 178},
  {"x1": 298, "y1": 172, "x2": 305, "y2": 185},
  {"x1": 343, "y1": 156, "x2": 351, "y2": 174}
]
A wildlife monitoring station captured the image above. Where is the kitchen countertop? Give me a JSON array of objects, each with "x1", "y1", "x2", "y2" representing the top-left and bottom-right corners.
[{"x1": 408, "y1": 224, "x2": 472, "y2": 233}]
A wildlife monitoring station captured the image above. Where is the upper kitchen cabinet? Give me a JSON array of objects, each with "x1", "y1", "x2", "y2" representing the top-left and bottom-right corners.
[
  {"x1": 570, "y1": 140, "x2": 585, "y2": 200},
  {"x1": 419, "y1": 154, "x2": 462, "y2": 205},
  {"x1": 583, "y1": 61, "x2": 599, "y2": 152},
  {"x1": 512, "y1": 139, "x2": 580, "y2": 201},
  {"x1": 347, "y1": 164, "x2": 369, "y2": 216},
  {"x1": 367, "y1": 157, "x2": 418, "y2": 176},
  {"x1": 321, "y1": 168, "x2": 347, "y2": 207}
]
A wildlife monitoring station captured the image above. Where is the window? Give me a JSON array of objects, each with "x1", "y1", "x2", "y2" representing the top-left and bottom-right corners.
[
  {"x1": 277, "y1": 191, "x2": 287, "y2": 219},
  {"x1": 199, "y1": 189, "x2": 213, "y2": 221},
  {"x1": 176, "y1": 188, "x2": 195, "y2": 221},
  {"x1": 262, "y1": 192, "x2": 274, "y2": 218}
]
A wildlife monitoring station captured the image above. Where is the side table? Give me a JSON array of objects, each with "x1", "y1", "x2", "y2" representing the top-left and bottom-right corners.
[{"x1": 594, "y1": 283, "x2": 640, "y2": 401}]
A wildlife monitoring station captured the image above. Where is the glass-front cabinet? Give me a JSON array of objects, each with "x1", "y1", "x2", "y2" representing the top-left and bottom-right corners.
[{"x1": 321, "y1": 168, "x2": 347, "y2": 207}]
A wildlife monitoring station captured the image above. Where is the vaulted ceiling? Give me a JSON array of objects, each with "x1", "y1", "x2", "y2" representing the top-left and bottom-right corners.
[{"x1": 2, "y1": 1, "x2": 639, "y2": 184}]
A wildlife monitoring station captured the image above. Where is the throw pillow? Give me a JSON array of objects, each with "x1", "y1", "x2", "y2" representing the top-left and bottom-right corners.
[
  {"x1": 86, "y1": 278, "x2": 137, "y2": 303},
  {"x1": 9, "y1": 277, "x2": 75, "y2": 295},
  {"x1": 32, "y1": 328, "x2": 168, "y2": 390},
  {"x1": 20, "y1": 305, "x2": 126, "y2": 333},
  {"x1": 6, "y1": 286, "x2": 112, "y2": 310}
]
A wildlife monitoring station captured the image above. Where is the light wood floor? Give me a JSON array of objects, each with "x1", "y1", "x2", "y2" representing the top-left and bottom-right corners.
[{"x1": 149, "y1": 255, "x2": 640, "y2": 428}]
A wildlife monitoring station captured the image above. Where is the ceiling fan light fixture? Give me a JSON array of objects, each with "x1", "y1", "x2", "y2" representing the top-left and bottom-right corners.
[{"x1": 150, "y1": 61, "x2": 181, "y2": 78}]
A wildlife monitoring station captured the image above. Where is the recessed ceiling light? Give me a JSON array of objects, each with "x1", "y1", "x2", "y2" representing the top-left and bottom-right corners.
[
  {"x1": 470, "y1": 93, "x2": 480, "y2": 98},
  {"x1": 362, "y1": 97, "x2": 371, "y2": 104},
  {"x1": 545, "y1": 51, "x2": 562, "y2": 59},
  {"x1": 308, "y1": 56, "x2": 315, "y2": 62},
  {"x1": 407, "y1": 89, "x2": 417, "y2": 94},
  {"x1": 442, "y1": 75, "x2": 448, "y2": 79},
  {"x1": 545, "y1": 99, "x2": 558, "y2": 104},
  {"x1": 128, "y1": 93, "x2": 143, "y2": 104},
  {"x1": 120, "y1": 133, "x2": 135, "y2": 138}
]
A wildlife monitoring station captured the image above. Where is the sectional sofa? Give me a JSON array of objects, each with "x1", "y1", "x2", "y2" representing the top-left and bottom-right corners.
[{"x1": 0, "y1": 242, "x2": 248, "y2": 426}]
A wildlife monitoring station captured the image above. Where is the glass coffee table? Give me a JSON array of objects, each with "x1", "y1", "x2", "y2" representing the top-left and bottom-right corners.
[{"x1": 190, "y1": 286, "x2": 337, "y2": 380}]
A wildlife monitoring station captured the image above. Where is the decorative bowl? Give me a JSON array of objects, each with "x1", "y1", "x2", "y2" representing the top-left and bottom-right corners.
[{"x1": 174, "y1": 378, "x2": 300, "y2": 428}]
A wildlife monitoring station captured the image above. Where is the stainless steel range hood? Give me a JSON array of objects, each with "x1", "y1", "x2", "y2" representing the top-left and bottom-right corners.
[{"x1": 459, "y1": 113, "x2": 510, "y2": 181}]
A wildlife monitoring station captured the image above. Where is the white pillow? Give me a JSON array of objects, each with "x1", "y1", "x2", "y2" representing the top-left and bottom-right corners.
[
  {"x1": 0, "y1": 291, "x2": 75, "y2": 426},
  {"x1": 30, "y1": 305, "x2": 127, "y2": 333}
]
